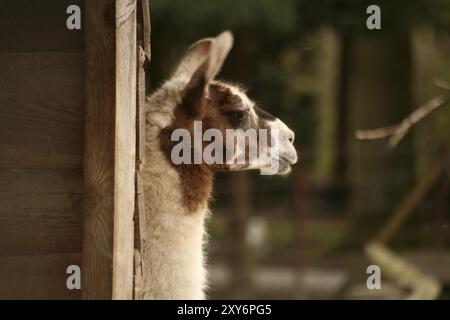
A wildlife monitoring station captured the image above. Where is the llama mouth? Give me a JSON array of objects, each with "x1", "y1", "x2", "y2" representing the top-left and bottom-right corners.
[
  {"x1": 280, "y1": 151, "x2": 298, "y2": 165},
  {"x1": 276, "y1": 157, "x2": 294, "y2": 175}
]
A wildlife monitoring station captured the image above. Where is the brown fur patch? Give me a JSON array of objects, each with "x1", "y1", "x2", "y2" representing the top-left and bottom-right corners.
[
  {"x1": 159, "y1": 82, "x2": 272, "y2": 213},
  {"x1": 159, "y1": 102, "x2": 213, "y2": 213}
]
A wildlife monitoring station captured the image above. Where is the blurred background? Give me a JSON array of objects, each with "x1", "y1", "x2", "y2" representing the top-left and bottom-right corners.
[{"x1": 149, "y1": 0, "x2": 450, "y2": 299}]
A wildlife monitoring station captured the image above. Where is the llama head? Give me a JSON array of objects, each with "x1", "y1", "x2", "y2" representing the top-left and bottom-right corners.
[{"x1": 147, "y1": 31, "x2": 298, "y2": 175}]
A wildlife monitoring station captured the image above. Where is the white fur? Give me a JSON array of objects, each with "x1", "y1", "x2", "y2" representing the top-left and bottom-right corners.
[
  {"x1": 139, "y1": 166, "x2": 208, "y2": 299},
  {"x1": 139, "y1": 84, "x2": 209, "y2": 299},
  {"x1": 137, "y1": 33, "x2": 227, "y2": 300},
  {"x1": 138, "y1": 31, "x2": 297, "y2": 300},
  {"x1": 270, "y1": 118, "x2": 297, "y2": 164}
]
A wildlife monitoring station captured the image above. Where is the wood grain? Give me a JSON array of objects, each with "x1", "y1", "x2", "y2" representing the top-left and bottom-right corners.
[
  {"x1": 0, "y1": 0, "x2": 137, "y2": 300},
  {"x1": 0, "y1": 171, "x2": 82, "y2": 256},
  {"x1": 0, "y1": 0, "x2": 85, "y2": 299},
  {"x1": 137, "y1": 0, "x2": 151, "y2": 60},
  {"x1": 134, "y1": 0, "x2": 151, "y2": 299},
  {"x1": 113, "y1": 0, "x2": 136, "y2": 300},
  {"x1": 0, "y1": 253, "x2": 81, "y2": 299},
  {"x1": 0, "y1": 52, "x2": 84, "y2": 170},
  {"x1": 83, "y1": 0, "x2": 137, "y2": 300},
  {"x1": 0, "y1": 0, "x2": 84, "y2": 52},
  {"x1": 82, "y1": 0, "x2": 116, "y2": 300}
]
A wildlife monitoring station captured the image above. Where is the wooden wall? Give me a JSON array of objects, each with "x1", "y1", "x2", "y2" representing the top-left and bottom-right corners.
[
  {"x1": 82, "y1": 0, "x2": 137, "y2": 300},
  {"x1": 0, "y1": 0, "x2": 85, "y2": 299},
  {"x1": 0, "y1": 0, "x2": 149, "y2": 299}
]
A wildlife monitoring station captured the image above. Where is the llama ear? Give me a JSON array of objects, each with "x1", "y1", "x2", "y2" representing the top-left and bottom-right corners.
[
  {"x1": 182, "y1": 62, "x2": 209, "y2": 117},
  {"x1": 178, "y1": 31, "x2": 234, "y2": 117},
  {"x1": 175, "y1": 40, "x2": 211, "y2": 117},
  {"x1": 172, "y1": 31, "x2": 234, "y2": 85},
  {"x1": 172, "y1": 38, "x2": 213, "y2": 83},
  {"x1": 204, "y1": 31, "x2": 233, "y2": 81}
]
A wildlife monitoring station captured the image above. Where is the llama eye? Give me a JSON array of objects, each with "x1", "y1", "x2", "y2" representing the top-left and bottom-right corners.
[{"x1": 228, "y1": 110, "x2": 248, "y2": 122}]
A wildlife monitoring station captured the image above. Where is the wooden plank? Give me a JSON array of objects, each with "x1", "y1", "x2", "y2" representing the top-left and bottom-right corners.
[
  {"x1": 132, "y1": 46, "x2": 145, "y2": 281},
  {"x1": 82, "y1": 0, "x2": 116, "y2": 300},
  {"x1": 0, "y1": 253, "x2": 81, "y2": 299},
  {"x1": 0, "y1": 170, "x2": 82, "y2": 256},
  {"x1": 113, "y1": 0, "x2": 136, "y2": 300},
  {"x1": 134, "y1": 0, "x2": 151, "y2": 298},
  {"x1": 136, "y1": 47, "x2": 147, "y2": 180},
  {"x1": 137, "y1": 0, "x2": 151, "y2": 60},
  {"x1": 142, "y1": 0, "x2": 151, "y2": 59},
  {"x1": 0, "y1": 169, "x2": 82, "y2": 194},
  {"x1": 0, "y1": 52, "x2": 84, "y2": 170},
  {"x1": 83, "y1": 0, "x2": 136, "y2": 300},
  {"x1": 0, "y1": 0, "x2": 84, "y2": 52},
  {"x1": 0, "y1": 1, "x2": 85, "y2": 300}
]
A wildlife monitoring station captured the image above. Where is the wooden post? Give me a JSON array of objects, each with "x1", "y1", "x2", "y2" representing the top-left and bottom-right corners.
[
  {"x1": 83, "y1": 0, "x2": 136, "y2": 299},
  {"x1": 134, "y1": 0, "x2": 151, "y2": 298},
  {"x1": 114, "y1": 0, "x2": 137, "y2": 300}
]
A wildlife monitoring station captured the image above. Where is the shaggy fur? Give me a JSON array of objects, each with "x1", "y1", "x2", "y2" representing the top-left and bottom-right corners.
[{"x1": 139, "y1": 31, "x2": 297, "y2": 299}]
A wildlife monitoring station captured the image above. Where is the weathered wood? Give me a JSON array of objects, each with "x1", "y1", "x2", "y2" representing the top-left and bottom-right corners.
[
  {"x1": 0, "y1": 190, "x2": 82, "y2": 256},
  {"x1": 0, "y1": 253, "x2": 81, "y2": 300},
  {"x1": 137, "y1": 49, "x2": 147, "y2": 161},
  {"x1": 0, "y1": 169, "x2": 82, "y2": 194},
  {"x1": 0, "y1": 0, "x2": 84, "y2": 52},
  {"x1": 138, "y1": 0, "x2": 151, "y2": 61},
  {"x1": 113, "y1": 0, "x2": 137, "y2": 300},
  {"x1": 0, "y1": 52, "x2": 84, "y2": 170},
  {"x1": 134, "y1": 0, "x2": 151, "y2": 299},
  {"x1": 0, "y1": 0, "x2": 138, "y2": 300},
  {"x1": 0, "y1": 0, "x2": 84, "y2": 299},
  {"x1": 0, "y1": 170, "x2": 82, "y2": 257},
  {"x1": 83, "y1": 0, "x2": 137, "y2": 300},
  {"x1": 134, "y1": 46, "x2": 147, "y2": 252},
  {"x1": 83, "y1": 0, "x2": 116, "y2": 299},
  {"x1": 0, "y1": 0, "x2": 85, "y2": 299}
]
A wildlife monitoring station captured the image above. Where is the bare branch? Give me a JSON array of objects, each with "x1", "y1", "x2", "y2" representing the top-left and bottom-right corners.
[
  {"x1": 434, "y1": 78, "x2": 450, "y2": 91},
  {"x1": 355, "y1": 96, "x2": 448, "y2": 148},
  {"x1": 365, "y1": 242, "x2": 442, "y2": 299},
  {"x1": 355, "y1": 124, "x2": 398, "y2": 140}
]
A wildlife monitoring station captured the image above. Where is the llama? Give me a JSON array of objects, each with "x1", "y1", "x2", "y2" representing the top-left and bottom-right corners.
[{"x1": 139, "y1": 31, "x2": 297, "y2": 299}]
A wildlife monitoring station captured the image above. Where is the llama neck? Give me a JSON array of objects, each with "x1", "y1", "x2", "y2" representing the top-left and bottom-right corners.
[{"x1": 138, "y1": 134, "x2": 213, "y2": 299}]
